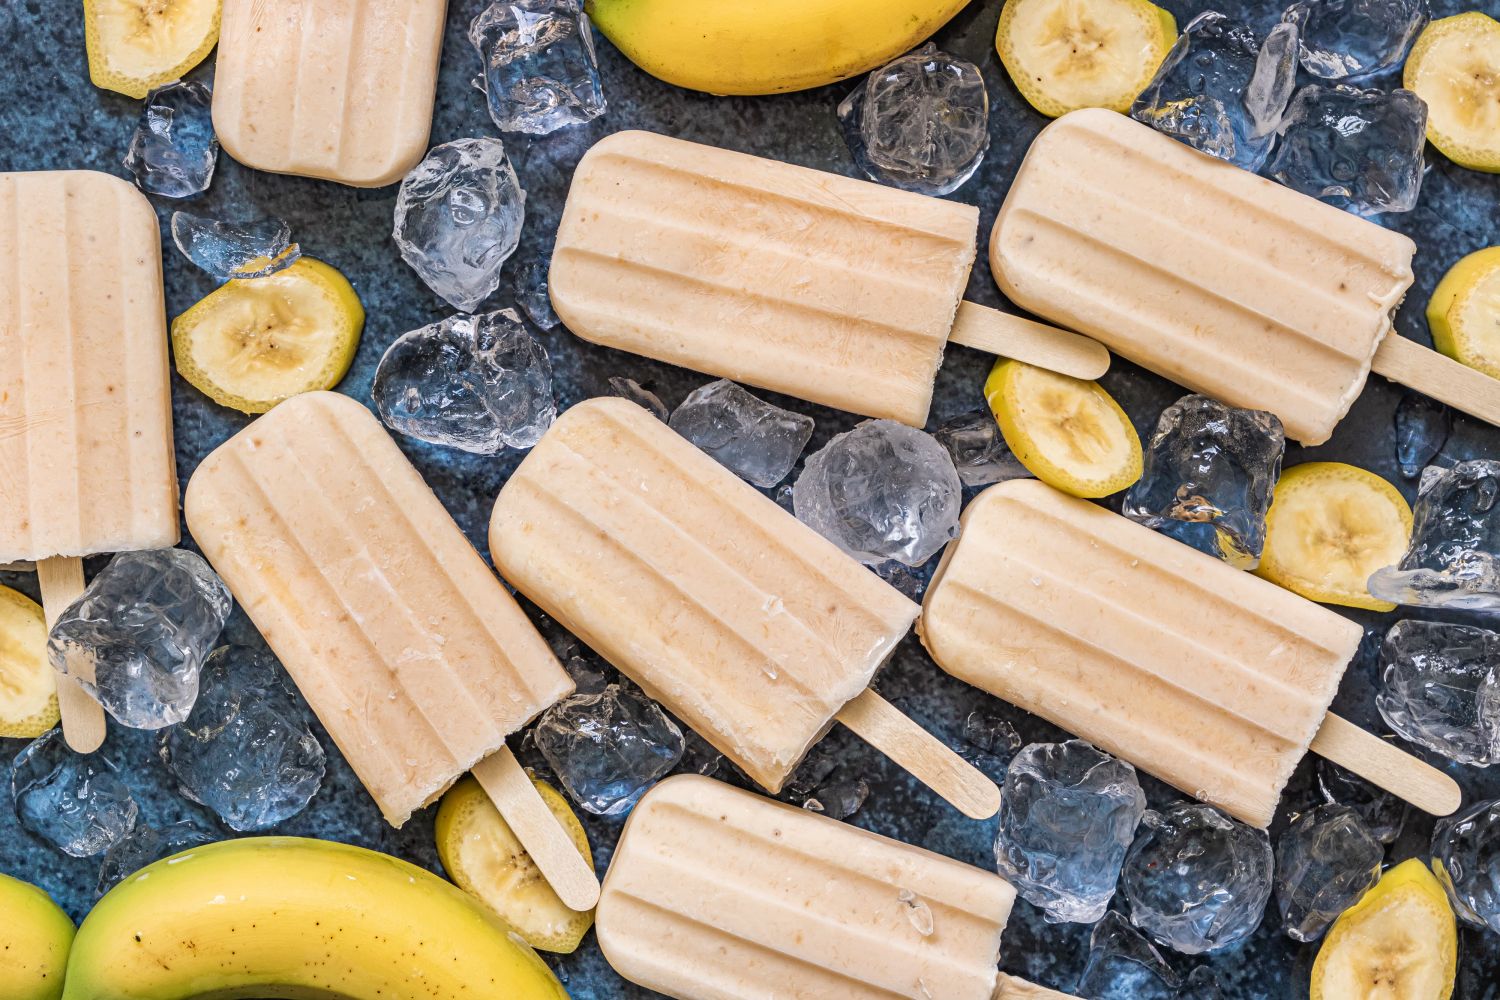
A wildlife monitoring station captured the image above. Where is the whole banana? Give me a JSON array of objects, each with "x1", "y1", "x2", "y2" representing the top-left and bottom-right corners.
[
  {"x1": 62, "y1": 837, "x2": 570, "y2": 1000},
  {"x1": 586, "y1": 0, "x2": 974, "y2": 95},
  {"x1": 0, "y1": 873, "x2": 73, "y2": 1000}
]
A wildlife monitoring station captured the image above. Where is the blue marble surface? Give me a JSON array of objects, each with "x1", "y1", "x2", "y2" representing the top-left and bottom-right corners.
[{"x1": 2, "y1": 1, "x2": 1499, "y2": 997}]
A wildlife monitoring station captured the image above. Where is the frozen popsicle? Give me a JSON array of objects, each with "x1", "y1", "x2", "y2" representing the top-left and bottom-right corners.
[
  {"x1": 991, "y1": 109, "x2": 1500, "y2": 446},
  {"x1": 185, "y1": 391, "x2": 598, "y2": 909},
  {"x1": 212, "y1": 0, "x2": 448, "y2": 187},
  {"x1": 597, "y1": 775, "x2": 1076, "y2": 1000},
  {"x1": 490, "y1": 398, "x2": 999, "y2": 819},
  {"x1": 920, "y1": 479, "x2": 1462, "y2": 829},
  {"x1": 548, "y1": 131, "x2": 1109, "y2": 427},
  {"x1": 0, "y1": 170, "x2": 179, "y2": 753}
]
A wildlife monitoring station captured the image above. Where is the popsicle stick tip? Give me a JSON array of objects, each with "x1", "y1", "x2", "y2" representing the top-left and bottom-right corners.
[{"x1": 1310, "y1": 713, "x2": 1463, "y2": 817}]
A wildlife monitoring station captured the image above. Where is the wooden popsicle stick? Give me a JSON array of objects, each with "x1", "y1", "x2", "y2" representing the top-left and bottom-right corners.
[
  {"x1": 1310, "y1": 713, "x2": 1462, "y2": 817},
  {"x1": 36, "y1": 556, "x2": 106, "y2": 754},
  {"x1": 471, "y1": 746, "x2": 601, "y2": 912},
  {"x1": 1372, "y1": 335, "x2": 1500, "y2": 429},
  {"x1": 994, "y1": 974, "x2": 1080, "y2": 999},
  {"x1": 948, "y1": 301, "x2": 1111, "y2": 381},
  {"x1": 835, "y1": 689, "x2": 1001, "y2": 820}
]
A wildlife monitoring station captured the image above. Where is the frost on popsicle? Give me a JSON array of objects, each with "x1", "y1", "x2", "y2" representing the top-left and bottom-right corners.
[
  {"x1": 171, "y1": 211, "x2": 301, "y2": 281},
  {"x1": 10, "y1": 728, "x2": 139, "y2": 858},
  {"x1": 469, "y1": 0, "x2": 606, "y2": 136},
  {"x1": 1369, "y1": 460, "x2": 1500, "y2": 609},
  {"x1": 1375, "y1": 619, "x2": 1500, "y2": 765},
  {"x1": 123, "y1": 81, "x2": 218, "y2": 199},
  {"x1": 669, "y1": 380, "x2": 815, "y2": 489},
  {"x1": 1273, "y1": 804, "x2": 1382, "y2": 941}
]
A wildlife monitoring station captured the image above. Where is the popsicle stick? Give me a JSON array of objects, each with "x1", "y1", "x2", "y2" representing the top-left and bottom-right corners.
[
  {"x1": 948, "y1": 301, "x2": 1111, "y2": 381},
  {"x1": 36, "y1": 556, "x2": 106, "y2": 754},
  {"x1": 835, "y1": 690, "x2": 1001, "y2": 820},
  {"x1": 995, "y1": 974, "x2": 1080, "y2": 999},
  {"x1": 471, "y1": 747, "x2": 601, "y2": 911},
  {"x1": 1372, "y1": 335, "x2": 1500, "y2": 429},
  {"x1": 1310, "y1": 713, "x2": 1462, "y2": 817}
]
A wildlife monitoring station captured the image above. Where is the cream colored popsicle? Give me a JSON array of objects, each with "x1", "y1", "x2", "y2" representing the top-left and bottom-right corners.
[
  {"x1": 0, "y1": 170, "x2": 179, "y2": 753},
  {"x1": 490, "y1": 398, "x2": 999, "y2": 819},
  {"x1": 992, "y1": 109, "x2": 1500, "y2": 446},
  {"x1": 212, "y1": 0, "x2": 448, "y2": 187},
  {"x1": 549, "y1": 131, "x2": 1109, "y2": 427},
  {"x1": 920, "y1": 479, "x2": 1462, "y2": 828},
  {"x1": 185, "y1": 391, "x2": 598, "y2": 909}
]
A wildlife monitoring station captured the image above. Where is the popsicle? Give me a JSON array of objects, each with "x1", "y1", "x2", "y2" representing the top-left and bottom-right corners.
[
  {"x1": 548, "y1": 131, "x2": 1109, "y2": 427},
  {"x1": 184, "y1": 391, "x2": 598, "y2": 909},
  {"x1": 212, "y1": 0, "x2": 448, "y2": 187},
  {"x1": 991, "y1": 108, "x2": 1500, "y2": 446},
  {"x1": 597, "y1": 775, "x2": 1076, "y2": 1000},
  {"x1": 0, "y1": 170, "x2": 179, "y2": 753},
  {"x1": 920, "y1": 479, "x2": 1462, "y2": 829},
  {"x1": 489, "y1": 398, "x2": 999, "y2": 819}
]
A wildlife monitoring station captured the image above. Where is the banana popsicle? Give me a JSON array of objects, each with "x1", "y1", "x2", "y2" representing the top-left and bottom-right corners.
[
  {"x1": 598, "y1": 775, "x2": 1075, "y2": 1000},
  {"x1": 548, "y1": 131, "x2": 1109, "y2": 427},
  {"x1": 992, "y1": 109, "x2": 1500, "y2": 446},
  {"x1": 185, "y1": 392, "x2": 598, "y2": 909},
  {"x1": 490, "y1": 398, "x2": 999, "y2": 819},
  {"x1": 213, "y1": 0, "x2": 448, "y2": 187},
  {"x1": 920, "y1": 479, "x2": 1461, "y2": 829},
  {"x1": 0, "y1": 170, "x2": 179, "y2": 752}
]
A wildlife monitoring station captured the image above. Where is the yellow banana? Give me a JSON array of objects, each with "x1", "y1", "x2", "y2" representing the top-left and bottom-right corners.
[
  {"x1": 0, "y1": 873, "x2": 73, "y2": 1000},
  {"x1": 62, "y1": 837, "x2": 569, "y2": 1000},
  {"x1": 586, "y1": 0, "x2": 972, "y2": 95}
]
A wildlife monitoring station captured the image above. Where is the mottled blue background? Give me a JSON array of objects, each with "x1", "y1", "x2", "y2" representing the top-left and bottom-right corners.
[{"x1": 1, "y1": 1, "x2": 1498, "y2": 997}]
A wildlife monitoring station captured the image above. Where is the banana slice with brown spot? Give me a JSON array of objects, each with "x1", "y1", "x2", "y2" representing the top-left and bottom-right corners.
[{"x1": 1404, "y1": 12, "x2": 1500, "y2": 174}]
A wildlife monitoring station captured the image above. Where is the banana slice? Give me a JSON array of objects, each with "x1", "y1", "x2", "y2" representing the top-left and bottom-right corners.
[
  {"x1": 1404, "y1": 13, "x2": 1500, "y2": 174},
  {"x1": 435, "y1": 774, "x2": 595, "y2": 954},
  {"x1": 172, "y1": 258, "x2": 364, "y2": 414},
  {"x1": 1428, "y1": 246, "x2": 1500, "y2": 380},
  {"x1": 984, "y1": 359, "x2": 1141, "y2": 498},
  {"x1": 0, "y1": 585, "x2": 55, "y2": 740},
  {"x1": 996, "y1": 0, "x2": 1177, "y2": 117},
  {"x1": 1312, "y1": 859, "x2": 1456, "y2": 1000},
  {"x1": 1256, "y1": 462, "x2": 1412, "y2": 611},
  {"x1": 84, "y1": 0, "x2": 221, "y2": 101}
]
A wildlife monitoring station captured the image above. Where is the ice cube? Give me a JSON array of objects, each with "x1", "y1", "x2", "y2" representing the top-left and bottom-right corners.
[
  {"x1": 1266, "y1": 84, "x2": 1427, "y2": 217},
  {"x1": 48, "y1": 550, "x2": 232, "y2": 729},
  {"x1": 533, "y1": 682, "x2": 684, "y2": 815},
  {"x1": 469, "y1": 0, "x2": 606, "y2": 135},
  {"x1": 675, "y1": 730, "x2": 724, "y2": 778},
  {"x1": 1290, "y1": 0, "x2": 1427, "y2": 80},
  {"x1": 669, "y1": 380, "x2": 815, "y2": 488},
  {"x1": 964, "y1": 711, "x2": 1023, "y2": 758},
  {"x1": 836, "y1": 43, "x2": 989, "y2": 196},
  {"x1": 993, "y1": 740, "x2": 1147, "y2": 923},
  {"x1": 512, "y1": 251, "x2": 559, "y2": 329},
  {"x1": 1273, "y1": 804, "x2": 1383, "y2": 941},
  {"x1": 1368, "y1": 460, "x2": 1500, "y2": 609},
  {"x1": 170, "y1": 211, "x2": 301, "y2": 281},
  {"x1": 1394, "y1": 393, "x2": 1451, "y2": 480},
  {"x1": 1122, "y1": 395, "x2": 1286, "y2": 569},
  {"x1": 1079, "y1": 911, "x2": 1224, "y2": 1000},
  {"x1": 793, "y1": 420, "x2": 962, "y2": 566},
  {"x1": 159, "y1": 645, "x2": 326, "y2": 832},
  {"x1": 123, "y1": 81, "x2": 218, "y2": 199},
  {"x1": 1316, "y1": 757, "x2": 1405, "y2": 844},
  {"x1": 1375, "y1": 619, "x2": 1500, "y2": 765},
  {"x1": 802, "y1": 778, "x2": 870, "y2": 820},
  {"x1": 932, "y1": 411, "x2": 1029, "y2": 488},
  {"x1": 1131, "y1": 13, "x2": 1300, "y2": 171},
  {"x1": 96, "y1": 820, "x2": 217, "y2": 898},
  {"x1": 10, "y1": 728, "x2": 138, "y2": 858},
  {"x1": 606, "y1": 376, "x2": 668, "y2": 421},
  {"x1": 393, "y1": 137, "x2": 525, "y2": 312},
  {"x1": 372, "y1": 309, "x2": 555, "y2": 454},
  {"x1": 1432, "y1": 797, "x2": 1500, "y2": 933},
  {"x1": 1121, "y1": 802, "x2": 1274, "y2": 954},
  {"x1": 563, "y1": 652, "x2": 612, "y2": 694}
]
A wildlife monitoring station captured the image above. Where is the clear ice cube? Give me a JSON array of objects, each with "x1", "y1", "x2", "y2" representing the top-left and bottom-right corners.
[
  {"x1": 123, "y1": 81, "x2": 218, "y2": 199},
  {"x1": 1394, "y1": 392, "x2": 1451, "y2": 480},
  {"x1": 1316, "y1": 757, "x2": 1405, "y2": 844},
  {"x1": 47, "y1": 550, "x2": 232, "y2": 730},
  {"x1": 1432, "y1": 797, "x2": 1500, "y2": 933},
  {"x1": 170, "y1": 211, "x2": 301, "y2": 281},
  {"x1": 1079, "y1": 911, "x2": 1224, "y2": 1000},
  {"x1": 1122, "y1": 395, "x2": 1286, "y2": 569},
  {"x1": 533, "y1": 682, "x2": 684, "y2": 815},
  {"x1": 606, "y1": 376, "x2": 668, "y2": 421},
  {"x1": 1375, "y1": 619, "x2": 1500, "y2": 765},
  {"x1": 10, "y1": 728, "x2": 138, "y2": 858},
  {"x1": 393, "y1": 137, "x2": 525, "y2": 312},
  {"x1": 159, "y1": 645, "x2": 326, "y2": 832},
  {"x1": 793, "y1": 420, "x2": 961, "y2": 566},
  {"x1": 1121, "y1": 802, "x2": 1274, "y2": 954},
  {"x1": 469, "y1": 0, "x2": 606, "y2": 135},
  {"x1": 802, "y1": 778, "x2": 870, "y2": 820},
  {"x1": 1368, "y1": 460, "x2": 1500, "y2": 609},
  {"x1": 1289, "y1": 0, "x2": 1427, "y2": 80},
  {"x1": 675, "y1": 730, "x2": 724, "y2": 778},
  {"x1": 96, "y1": 820, "x2": 217, "y2": 898},
  {"x1": 993, "y1": 740, "x2": 1147, "y2": 923},
  {"x1": 669, "y1": 380, "x2": 815, "y2": 488},
  {"x1": 512, "y1": 251, "x2": 559, "y2": 329},
  {"x1": 1273, "y1": 804, "x2": 1383, "y2": 941},
  {"x1": 372, "y1": 309, "x2": 556, "y2": 454},
  {"x1": 932, "y1": 411, "x2": 1029, "y2": 489}
]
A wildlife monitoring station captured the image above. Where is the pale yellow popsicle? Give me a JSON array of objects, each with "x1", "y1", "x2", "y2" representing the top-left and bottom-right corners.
[{"x1": 213, "y1": 0, "x2": 448, "y2": 187}]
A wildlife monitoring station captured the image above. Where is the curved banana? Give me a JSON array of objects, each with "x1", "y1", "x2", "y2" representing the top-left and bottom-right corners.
[
  {"x1": 62, "y1": 837, "x2": 569, "y2": 1000},
  {"x1": 0, "y1": 873, "x2": 73, "y2": 1000},
  {"x1": 586, "y1": 0, "x2": 972, "y2": 95}
]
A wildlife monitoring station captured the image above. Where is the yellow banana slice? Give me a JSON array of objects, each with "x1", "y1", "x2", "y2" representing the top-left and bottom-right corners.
[
  {"x1": 1256, "y1": 462, "x2": 1412, "y2": 611},
  {"x1": 435, "y1": 775, "x2": 595, "y2": 954},
  {"x1": 0, "y1": 585, "x2": 57, "y2": 740},
  {"x1": 1404, "y1": 13, "x2": 1500, "y2": 174},
  {"x1": 984, "y1": 359, "x2": 1141, "y2": 498},
  {"x1": 996, "y1": 0, "x2": 1177, "y2": 117},
  {"x1": 1311, "y1": 859, "x2": 1456, "y2": 1000},
  {"x1": 84, "y1": 0, "x2": 221, "y2": 101},
  {"x1": 172, "y1": 258, "x2": 365, "y2": 414},
  {"x1": 1428, "y1": 246, "x2": 1500, "y2": 380}
]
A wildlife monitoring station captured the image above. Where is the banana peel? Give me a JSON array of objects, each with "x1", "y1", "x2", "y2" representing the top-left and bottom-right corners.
[{"x1": 0, "y1": 873, "x2": 73, "y2": 1000}]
